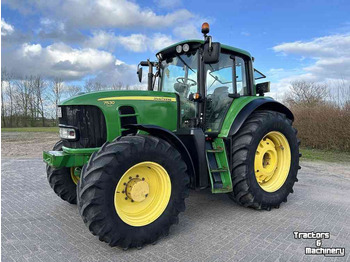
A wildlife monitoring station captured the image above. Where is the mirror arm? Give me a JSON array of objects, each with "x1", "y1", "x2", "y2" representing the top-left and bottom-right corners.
[
  {"x1": 147, "y1": 59, "x2": 154, "y2": 91},
  {"x1": 152, "y1": 62, "x2": 160, "y2": 90}
]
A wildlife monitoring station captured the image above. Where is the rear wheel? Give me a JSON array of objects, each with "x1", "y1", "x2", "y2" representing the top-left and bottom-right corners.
[
  {"x1": 228, "y1": 110, "x2": 300, "y2": 210},
  {"x1": 77, "y1": 135, "x2": 189, "y2": 249},
  {"x1": 46, "y1": 141, "x2": 78, "y2": 204}
]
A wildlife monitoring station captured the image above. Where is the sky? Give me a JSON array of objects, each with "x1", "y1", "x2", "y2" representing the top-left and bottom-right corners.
[{"x1": 1, "y1": 0, "x2": 350, "y2": 98}]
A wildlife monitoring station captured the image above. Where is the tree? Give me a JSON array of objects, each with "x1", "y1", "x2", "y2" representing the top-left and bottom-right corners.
[
  {"x1": 84, "y1": 79, "x2": 106, "y2": 92},
  {"x1": 66, "y1": 85, "x2": 82, "y2": 97},
  {"x1": 284, "y1": 80, "x2": 328, "y2": 107},
  {"x1": 52, "y1": 78, "x2": 64, "y2": 122},
  {"x1": 33, "y1": 76, "x2": 46, "y2": 126},
  {"x1": 1, "y1": 69, "x2": 8, "y2": 127}
]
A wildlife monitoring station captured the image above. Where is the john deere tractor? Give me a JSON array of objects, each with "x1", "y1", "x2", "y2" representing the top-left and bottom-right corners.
[{"x1": 43, "y1": 23, "x2": 300, "y2": 249}]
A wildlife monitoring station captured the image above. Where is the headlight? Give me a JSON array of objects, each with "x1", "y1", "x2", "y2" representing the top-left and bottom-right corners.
[
  {"x1": 183, "y1": 44, "x2": 190, "y2": 52},
  {"x1": 59, "y1": 127, "x2": 77, "y2": 140},
  {"x1": 176, "y1": 45, "x2": 182, "y2": 53}
]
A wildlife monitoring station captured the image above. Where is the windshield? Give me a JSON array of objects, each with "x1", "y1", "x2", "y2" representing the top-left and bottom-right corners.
[
  {"x1": 160, "y1": 50, "x2": 199, "y2": 127},
  {"x1": 160, "y1": 50, "x2": 198, "y2": 95}
]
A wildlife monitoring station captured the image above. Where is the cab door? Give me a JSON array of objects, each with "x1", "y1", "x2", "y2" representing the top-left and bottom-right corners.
[{"x1": 204, "y1": 53, "x2": 248, "y2": 133}]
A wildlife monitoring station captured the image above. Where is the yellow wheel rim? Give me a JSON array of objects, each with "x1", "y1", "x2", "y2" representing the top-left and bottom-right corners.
[
  {"x1": 114, "y1": 161, "x2": 171, "y2": 227},
  {"x1": 254, "y1": 131, "x2": 291, "y2": 192},
  {"x1": 70, "y1": 167, "x2": 80, "y2": 185}
]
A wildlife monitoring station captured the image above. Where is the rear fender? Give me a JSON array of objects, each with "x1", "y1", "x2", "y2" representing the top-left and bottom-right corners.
[{"x1": 225, "y1": 98, "x2": 294, "y2": 137}]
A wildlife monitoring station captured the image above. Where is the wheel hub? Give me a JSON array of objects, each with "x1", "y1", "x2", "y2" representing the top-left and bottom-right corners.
[
  {"x1": 114, "y1": 161, "x2": 172, "y2": 226},
  {"x1": 255, "y1": 138, "x2": 278, "y2": 183},
  {"x1": 254, "y1": 131, "x2": 291, "y2": 192},
  {"x1": 126, "y1": 178, "x2": 149, "y2": 202}
]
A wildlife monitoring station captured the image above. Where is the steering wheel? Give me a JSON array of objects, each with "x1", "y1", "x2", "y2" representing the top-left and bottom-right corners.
[{"x1": 176, "y1": 77, "x2": 197, "y2": 87}]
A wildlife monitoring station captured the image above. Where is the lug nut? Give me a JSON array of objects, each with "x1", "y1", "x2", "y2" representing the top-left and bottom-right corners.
[
  {"x1": 129, "y1": 176, "x2": 132, "y2": 179},
  {"x1": 142, "y1": 178, "x2": 145, "y2": 181},
  {"x1": 123, "y1": 183, "x2": 126, "y2": 185},
  {"x1": 125, "y1": 197, "x2": 128, "y2": 200},
  {"x1": 145, "y1": 194, "x2": 148, "y2": 197},
  {"x1": 136, "y1": 174, "x2": 139, "y2": 177}
]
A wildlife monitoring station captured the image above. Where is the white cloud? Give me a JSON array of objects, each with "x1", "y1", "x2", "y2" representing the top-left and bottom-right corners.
[
  {"x1": 270, "y1": 34, "x2": 350, "y2": 99},
  {"x1": 173, "y1": 24, "x2": 201, "y2": 39},
  {"x1": 273, "y1": 34, "x2": 350, "y2": 58},
  {"x1": 3, "y1": 0, "x2": 195, "y2": 29},
  {"x1": 150, "y1": 33, "x2": 175, "y2": 51},
  {"x1": 3, "y1": 42, "x2": 115, "y2": 80},
  {"x1": 84, "y1": 31, "x2": 176, "y2": 52},
  {"x1": 67, "y1": 0, "x2": 195, "y2": 29},
  {"x1": 84, "y1": 30, "x2": 120, "y2": 50},
  {"x1": 1, "y1": 18, "x2": 14, "y2": 36},
  {"x1": 117, "y1": 34, "x2": 148, "y2": 52}
]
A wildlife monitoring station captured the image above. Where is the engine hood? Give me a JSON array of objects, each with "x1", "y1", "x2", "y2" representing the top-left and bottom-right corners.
[{"x1": 59, "y1": 90, "x2": 179, "y2": 141}]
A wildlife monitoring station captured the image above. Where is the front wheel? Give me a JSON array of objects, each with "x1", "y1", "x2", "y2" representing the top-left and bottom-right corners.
[
  {"x1": 77, "y1": 135, "x2": 189, "y2": 249},
  {"x1": 228, "y1": 110, "x2": 300, "y2": 210},
  {"x1": 46, "y1": 141, "x2": 79, "y2": 204}
]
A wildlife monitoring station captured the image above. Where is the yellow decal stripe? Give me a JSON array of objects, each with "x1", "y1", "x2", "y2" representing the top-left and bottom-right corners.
[{"x1": 98, "y1": 96, "x2": 176, "y2": 102}]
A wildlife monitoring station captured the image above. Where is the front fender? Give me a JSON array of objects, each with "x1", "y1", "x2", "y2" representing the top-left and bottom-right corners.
[{"x1": 125, "y1": 124, "x2": 196, "y2": 184}]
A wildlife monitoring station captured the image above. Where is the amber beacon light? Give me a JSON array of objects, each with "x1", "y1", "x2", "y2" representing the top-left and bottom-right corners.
[{"x1": 201, "y1": 22, "x2": 210, "y2": 35}]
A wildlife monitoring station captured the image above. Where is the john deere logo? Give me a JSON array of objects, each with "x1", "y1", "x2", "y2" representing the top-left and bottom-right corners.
[{"x1": 153, "y1": 97, "x2": 173, "y2": 102}]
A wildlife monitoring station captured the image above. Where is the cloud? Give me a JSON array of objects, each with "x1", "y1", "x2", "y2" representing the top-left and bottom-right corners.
[
  {"x1": 173, "y1": 24, "x2": 201, "y2": 39},
  {"x1": 269, "y1": 34, "x2": 350, "y2": 100},
  {"x1": 1, "y1": 18, "x2": 14, "y2": 36},
  {"x1": 3, "y1": 42, "x2": 115, "y2": 80},
  {"x1": 3, "y1": 0, "x2": 195, "y2": 29},
  {"x1": 273, "y1": 34, "x2": 350, "y2": 58},
  {"x1": 84, "y1": 31, "x2": 176, "y2": 52}
]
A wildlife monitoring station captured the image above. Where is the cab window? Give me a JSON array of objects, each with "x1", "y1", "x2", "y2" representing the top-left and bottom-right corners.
[{"x1": 205, "y1": 53, "x2": 248, "y2": 132}]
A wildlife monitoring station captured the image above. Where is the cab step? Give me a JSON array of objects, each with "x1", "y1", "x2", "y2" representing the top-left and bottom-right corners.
[{"x1": 205, "y1": 139, "x2": 233, "y2": 193}]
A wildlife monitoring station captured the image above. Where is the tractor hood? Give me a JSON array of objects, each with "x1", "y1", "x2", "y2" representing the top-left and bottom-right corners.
[{"x1": 59, "y1": 90, "x2": 179, "y2": 142}]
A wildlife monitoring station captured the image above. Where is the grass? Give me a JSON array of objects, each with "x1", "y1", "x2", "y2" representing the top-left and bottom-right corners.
[
  {"x1": 1, "y1": 127, "x2": 59, "y2": 133},
  {"x1": 300, "y1": 147, "x2": 350, "y2": 163}
]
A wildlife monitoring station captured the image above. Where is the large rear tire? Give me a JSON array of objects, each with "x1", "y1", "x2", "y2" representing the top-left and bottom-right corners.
[
  {"x1": 46, "y1": 141, "x2": 77, "y2": 204},
  {"x1": 77, "y1": 135, "x2": 189, "y2": 249},
  {"x1": 228, "y1": 110, "x2": 300, "y2": 210}
]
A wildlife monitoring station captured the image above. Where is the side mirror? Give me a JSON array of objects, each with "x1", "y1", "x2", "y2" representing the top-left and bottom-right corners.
[
  {"x1": 256, "y1": 81, "x2": 270, "y2": 96},
  {"x1": 137, "y1": 67, "x2": 142, "y2": 83},
  {"x1": 203, "y1": 42, "x2": 221, "y2": 64}
]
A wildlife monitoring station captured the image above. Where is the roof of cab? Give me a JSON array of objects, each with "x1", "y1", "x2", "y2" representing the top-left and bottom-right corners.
[{"x1": 157, "y1": 39, "x2": 252, "y2": 58}]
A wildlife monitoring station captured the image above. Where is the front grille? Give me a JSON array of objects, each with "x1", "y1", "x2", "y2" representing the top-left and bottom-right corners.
[{"x1": 59, "y1": 105, "x2": 107, "y2": 148}]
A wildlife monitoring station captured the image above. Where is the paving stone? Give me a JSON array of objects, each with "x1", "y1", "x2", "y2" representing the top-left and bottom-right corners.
[{"x1": 1, "y1": 158, "x2": 349, "y2": 261}]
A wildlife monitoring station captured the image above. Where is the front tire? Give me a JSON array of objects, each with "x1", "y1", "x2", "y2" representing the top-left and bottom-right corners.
[
  {"x1": 46, "y1": 141, "x2": 78, "y2": 204},
  {"x1": 77, "y1": 135, "x2": 189, "y2": 249},
  {"x1": 228, "y1": 110, "x2": 300, "y2": 210}
]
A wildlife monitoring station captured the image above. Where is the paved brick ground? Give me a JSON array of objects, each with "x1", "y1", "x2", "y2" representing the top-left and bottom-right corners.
[{"x1": 2, "y1": 158, "x2": 350, "y2": 262}]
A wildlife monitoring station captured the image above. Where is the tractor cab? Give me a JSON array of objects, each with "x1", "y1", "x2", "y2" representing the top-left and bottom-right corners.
[{"x1": 137, "y1": 23, "x2": 267, "y2": 135}]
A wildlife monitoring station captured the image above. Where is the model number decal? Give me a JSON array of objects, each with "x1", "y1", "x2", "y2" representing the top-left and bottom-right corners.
[{"x1": 103, "y1": 101, "x2": 115, "y2": 106}]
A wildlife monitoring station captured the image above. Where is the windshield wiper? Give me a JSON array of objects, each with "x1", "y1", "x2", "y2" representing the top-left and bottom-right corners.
[{"x1": 176, "y1": 55, "x2": 195, "y2": 74}]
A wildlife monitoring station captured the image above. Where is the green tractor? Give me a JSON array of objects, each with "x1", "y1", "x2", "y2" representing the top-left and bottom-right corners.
[{"x1": 43, "y1": 23, "x2": 300, "y2": 249}]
